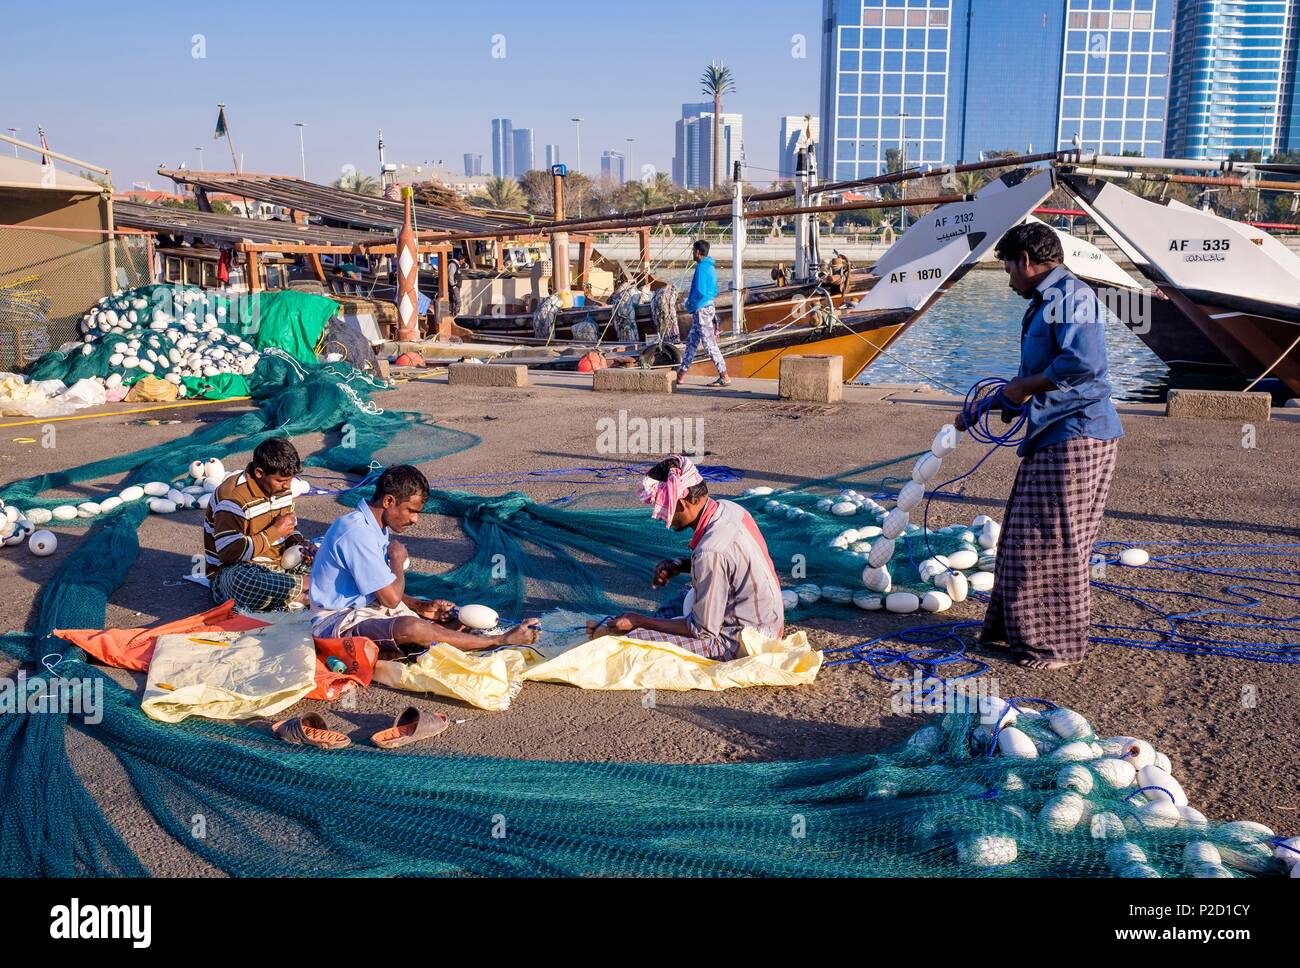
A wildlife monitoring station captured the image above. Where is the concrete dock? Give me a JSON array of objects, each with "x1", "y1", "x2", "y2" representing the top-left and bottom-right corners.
[{"x1": 2, "y1": 371, "x2": 1298, "y2": 874}]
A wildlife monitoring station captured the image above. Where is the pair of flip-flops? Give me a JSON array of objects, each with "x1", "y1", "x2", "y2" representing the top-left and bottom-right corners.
[{"x1": 270, "y1": 706, "x2": 450, "y2": 751}]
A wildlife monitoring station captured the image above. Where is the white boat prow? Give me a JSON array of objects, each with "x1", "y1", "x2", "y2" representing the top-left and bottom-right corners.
[{"x1": 858, "y1": 167, "x2": 1055, "y2": 312}]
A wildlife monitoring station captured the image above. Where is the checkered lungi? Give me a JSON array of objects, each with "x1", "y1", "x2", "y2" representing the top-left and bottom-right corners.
[
  {"x1": 211, "y1": 561, "x2": 310, "y2": 612},
  {"x1": 627, "y1": 627, "x2": 736, "y2": 661},
  {"x1": 678, "y1": 305, "x2": 728, "y2": 375},
  {"x1": 980, "y1": 436, "x2": 1119, "y2": 663}
]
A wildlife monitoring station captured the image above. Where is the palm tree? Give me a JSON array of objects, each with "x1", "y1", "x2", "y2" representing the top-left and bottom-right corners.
[
  {"x1": 472, "y1": 176, "x2": 525, "y2": 211},
  {"x1": 700, "y1": 61, "x2": 736, "y2": 191},
  {"x1": 333, "y1": 171, "x2": 380, "y2": 196}
]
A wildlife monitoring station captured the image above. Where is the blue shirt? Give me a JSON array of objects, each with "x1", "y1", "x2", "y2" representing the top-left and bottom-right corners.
[
  {"x1": 1017, "y1": 266, "x2": 1125, "y2": 457},
  {"x1": 309, "y1": 502, "x2": 395, "y2": 610},
  {"x1": 684, "y1": 256, "x2": 718, "y2": 313}
]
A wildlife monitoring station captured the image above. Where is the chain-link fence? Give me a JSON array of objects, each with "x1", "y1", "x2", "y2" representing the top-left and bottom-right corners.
[{"x1": 0, "y1": 227, "x2": 152, "y2": 371}]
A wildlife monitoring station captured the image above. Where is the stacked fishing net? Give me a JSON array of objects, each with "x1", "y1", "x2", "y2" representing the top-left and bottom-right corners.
[
  {"x1": 27, "y1": 284, "x2": 258, "y2": 393},
  {"x1": 879, "y1": 698, "x2": 1298, "y2": 878}
]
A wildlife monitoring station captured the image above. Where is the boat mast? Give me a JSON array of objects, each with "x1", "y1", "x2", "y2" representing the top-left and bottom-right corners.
[
  {"x1": 550, "y1": 164, "x2": 571, "y2": 300},
  {"x1": 807, "y1": 142, "x2": 822, "y2": 271},
  {"x1": 794, "y1": 148, "x2": 809, "y2": 282},
  {"x1": 731, "y1": 159, "x2": 745, "y2": 334}
]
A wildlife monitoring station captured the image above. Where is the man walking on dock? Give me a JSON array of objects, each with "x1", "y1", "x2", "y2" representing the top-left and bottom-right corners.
[
  {"x1": 676, "y1": 240, "x2": 731, "y2": 387},
  {"x1": 962, "y1": 222, "x2": 1124, "y2": 671}
]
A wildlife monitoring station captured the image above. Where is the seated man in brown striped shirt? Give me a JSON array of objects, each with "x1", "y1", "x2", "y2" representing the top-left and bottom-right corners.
[
  {"x1": 600, "y1": 455, "x2": 785, "y2": 660},
  {"x1": 203, "y1": 438, "x2": 314, "y2": 612}
]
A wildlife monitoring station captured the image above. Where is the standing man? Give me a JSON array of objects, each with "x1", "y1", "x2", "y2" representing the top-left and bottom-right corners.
[
  {"x1": 676, "y1": 240, "x2": 731, "y2": 387},
  {"x1": 598, "y1": 455, "x2": 784, "y2": 660},
  {"x1": 446, "y1": 253, "x2": 462, "y2": 317},
  {"x1": 959, "y1": 223, "x2": 1124, "y2": 670},
  {"x1": 309, "y1": 464, "x2": 540, "y2": 657}
]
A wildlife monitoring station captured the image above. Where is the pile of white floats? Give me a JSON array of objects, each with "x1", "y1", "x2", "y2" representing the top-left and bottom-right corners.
[
  {"x1": 0, "y1": 459, "x2": 313, "y2": 561},
  {"x1": 900, "y1": 701, "x2": 1298, "y2": 877},
  {"x1": 750, "y1": 423, "x2": 997, "y2": 615},
  {"x1": 748, "y1": 420, "x2": 1157, "y2": 616},
  {"x1": 74, "y1": 287, "x2": 260, "y2": 393}
]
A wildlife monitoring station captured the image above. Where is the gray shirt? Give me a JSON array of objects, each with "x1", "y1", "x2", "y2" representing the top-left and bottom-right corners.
[{"x1": 688, "y1": 499, "x2": 786, "y2": 653}]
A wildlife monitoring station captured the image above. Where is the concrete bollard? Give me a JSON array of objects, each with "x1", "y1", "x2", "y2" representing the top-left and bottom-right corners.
[
  {"x1": 1166, "y1": 389, "x2": 1270, "y2": 422},
  {"x1": 779, "y1": 355, "x2": 843, "y2": 404},
  {"x1": 448, "y1": 362, "x2": 529, "y2": 388},
  {"x1": 592, "y1": 367, "x2": 675, "y2": 394}
]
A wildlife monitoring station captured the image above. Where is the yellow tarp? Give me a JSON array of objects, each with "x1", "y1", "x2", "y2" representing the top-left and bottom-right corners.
[
  {"x1": 374, "y1": 629, "x2": 821, "y2": 710},
  {"x1": 373, "y1": 644, "x2": 529, "y2": 712},
  {"x1": 141, "y1": 623, "x2": 317, "y2": 723},
  {"x1": 524, "y1": 628, "x2": 822, "y2": 692}
]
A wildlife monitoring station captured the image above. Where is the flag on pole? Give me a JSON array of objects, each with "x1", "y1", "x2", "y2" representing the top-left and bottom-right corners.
[{"x1": 214, "y1": 106, "x2": 229, "y2": 140}]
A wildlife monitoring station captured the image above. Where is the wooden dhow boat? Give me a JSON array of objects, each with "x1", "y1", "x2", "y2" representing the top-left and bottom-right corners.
[{"x1": 1061, "y1": 171, "x2": 1300, "y2": 395}]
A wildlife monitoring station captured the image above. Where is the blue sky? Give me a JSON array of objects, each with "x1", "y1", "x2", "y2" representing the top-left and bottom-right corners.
[{"x1": 2, "y1": 0, "x2": 823, "y2": 189}]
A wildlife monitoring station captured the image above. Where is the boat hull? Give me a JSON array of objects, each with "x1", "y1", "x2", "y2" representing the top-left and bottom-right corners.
[
  {"x1": 1080, "y1": 279, "x2": 1235, "y2": 371},
  {"x1": 1157, "y1": 287, "x2": 1300, "y2": 394}
]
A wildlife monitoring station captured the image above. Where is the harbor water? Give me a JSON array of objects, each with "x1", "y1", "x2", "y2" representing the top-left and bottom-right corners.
[{"x1": 719, "y1": 268, "x2": 1241, "y2": 403}]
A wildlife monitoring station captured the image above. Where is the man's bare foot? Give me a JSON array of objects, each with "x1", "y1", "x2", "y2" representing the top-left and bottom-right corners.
[{"x1": 1015, "y1": 655, "x2": 1080, "y2": 671}]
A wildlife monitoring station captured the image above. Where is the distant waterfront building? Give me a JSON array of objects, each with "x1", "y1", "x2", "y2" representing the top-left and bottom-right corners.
[
  {"x1": 672, "y1": 101, "x2": 715, "y2": 186},
  {"x1": 779, "y1": 116, "x2": 820, "y2": 179},
  {"x1": 819, "y1": 0, "x2": 1172, "y2": 180},
  {"x1": 675, "y1": 108, "x2": 744, "y2": 188},
  {"x1": 512, "y1": 127, "x2": 536, "y2": 176},
  {"x1": 545, "y1": 144, "x2": 562, "y2": 168},
  {"x1": 491, "y1": 118, "x2": 513, "y2": 177},
  {"x1": 463, "y1": 153, "x2": 483, "y2": 177},
  {"x1": 1166, "y1": 0, "x2": 1300, "y2": 159},
  {"x1": 600, "y1": 150, "x2": 626, "y2": 183}
]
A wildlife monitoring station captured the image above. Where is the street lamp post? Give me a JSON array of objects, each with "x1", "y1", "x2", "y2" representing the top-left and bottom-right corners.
[
  {"x1": 7, "y1": 128, "x2": 18, "y2": 157},
  {"x1": 570, "y1": 116, "x2": 584, "y2": 216},
  {"x1": 626, "y1": 137, "x2": 635, "y2": 183},
  {"x1": 194, "y1": 146, "x2": 204, "y2": 170},
  {"x1": 295, "y1": 122, "x2": 307, "y2": 180}
]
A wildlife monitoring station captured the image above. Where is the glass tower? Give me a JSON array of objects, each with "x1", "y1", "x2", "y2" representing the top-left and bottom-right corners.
[
  {"x1": 491, "y1": 118, "x2": 513, "y2": 178},
  {"x1": 1165, "y1": 0, "x2": 1300, "y2": 159},
  {"x1": 820, "y1": 0, "x2": 1174, "y2": 179},
  {"x1": 1057, "y1": 0, "x2": 1173, "y2": 156}
]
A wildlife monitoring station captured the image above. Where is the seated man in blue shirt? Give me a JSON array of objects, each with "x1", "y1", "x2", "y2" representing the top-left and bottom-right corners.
[
  {"x1": 310, "y1": 464, "x2": 540, "y2": 657},
  {"x1": 956, "y1": 222, "x2": 1124, "y2": 671}
]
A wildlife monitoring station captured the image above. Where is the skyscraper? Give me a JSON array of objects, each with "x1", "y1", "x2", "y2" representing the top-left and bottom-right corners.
[
  {"x1": 675, "y1": 108, "x2": 744, "y2": 188},
  {"x1": 819, "y1": 0, "x2": 1173, "y2": 179},
  {"x1": 463, "y1": 153, "x2": 483, "y2": 177},
  {"x1": 512, "y1": 127, "x2": 536, "y2": 176},
  {"x1": 600, "y1": 150, "x2": 626, "y2": 183},
  {"x1": 545, "y1": 144, "x2": 562, "y2": 168},
  {"x1": 779, "y1": 116, "x2": 821, "y2": 179},
  {"x1": 491, "y1": 118, "x2": 513, "y2": 178},
  {"x1": 1166, "y1": 0, "x2": 1300, "y2": 159},
  {"x1": 1057, "y1": 0, "x2": 1173, "y2": 157},
  {"x1": 673, "y1": 102, "x2": 714, "y2": 186}
]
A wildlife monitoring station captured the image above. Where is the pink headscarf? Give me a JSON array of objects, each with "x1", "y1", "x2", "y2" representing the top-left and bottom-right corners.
[{"x1": 637, "y1": 456, "x2": 704, "y2": 528}]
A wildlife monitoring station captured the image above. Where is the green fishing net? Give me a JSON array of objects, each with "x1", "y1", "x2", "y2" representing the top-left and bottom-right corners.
[
  {"x1": 25, "y1": 283, "x2": 337, "y2": 390},
  {"x1": 0, "y1": 356, "x2": 1292, "y2": 877}
]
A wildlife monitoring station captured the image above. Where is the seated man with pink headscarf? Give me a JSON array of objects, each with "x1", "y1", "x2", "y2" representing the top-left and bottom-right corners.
[{"x1": 598, "y1": 455, "x2": 785, "y2": 660}]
